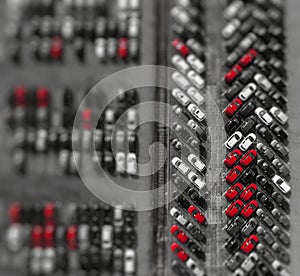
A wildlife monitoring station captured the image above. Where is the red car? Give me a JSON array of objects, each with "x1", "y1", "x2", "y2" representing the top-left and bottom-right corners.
[
  {"x1": 170, "y1": 225, "x2": 189, "y2": 244},
  {"x1": 225, "y1": 199, "x2": 243, "y2": 218},
  {"x1": 240, "y1": 234, "x2": 259, "y2": 254},
  {"x1": 224, "y1": 64, "x2": 243, "y2": 84},
  {"x1": 50, "y1": 36, "x2": 63, "y2": 60},
  {"x1": 240, "y1": 149, "x2": 257, "y2": 168},
  {"x1": 14, "y1": 85, "x2": 26, "y2": 107},
  {"x1": 170, "y1": 242, "x2": 189, "y2": 262},
  {"x1": 225, "y1": 183, "x2": 244, "y2": 201},
  {"x1": 239, "y1": 49, "x2": 257, "y2": 68},
  {"x1": 118, "y1": 38, "x2": 128, "y2": 59},
  {"x1": 188, "y1": 205, "x2": 206, "y2": 224},
  {"x1": 36, "y1": 87, "x2": 49, "y2": 107},
  {"x1": 224, "y1": 149, "x2": 243, "y2": 168},
  {"x1": 226, "y1": 165, "x2": 243, "y2": 184},
  {"x1": 241, "y1": 199, "x2": 259, "y2": 218},
  {"x1": 172, "y1": 38, "x2": 190, "y2": 57},
  {"x1": 225, "y1": 98, "x2": 243, "y2": 117},
  {"x1": 240, "y1": 184, "x2": 257, "y2": 202}
]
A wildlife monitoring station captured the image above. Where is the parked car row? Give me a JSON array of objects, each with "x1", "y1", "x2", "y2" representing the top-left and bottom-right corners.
[
  {"x1": 222, "y1": 1, "x2": 290, "y2": 275},
  {"x1": 6, "y1": 1, "x2": 141, "y2": 64},
  {"x1": 5, "y1": 202, "x2": 137, "y2": 275},
  {"x1": 169, "y1": 1, "x2": 207, "y2": 276}
]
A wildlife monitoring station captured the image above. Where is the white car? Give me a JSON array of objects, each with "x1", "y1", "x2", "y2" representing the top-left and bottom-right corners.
[
  {"x1": 186, "y1": 258, "x2": 205, "y2": 276},
  {"x1": 95, "y1": 38, "x2": 106, "y2": 62},
  {"x1": 107, "y1": 38, "x2": 117, "y2": 59},
  {"x1": 187, "y1": 171, "x2": 207, "y2": 193},
  {"x1": 41, "y1": 248, "x2": 56, "y2": 274},
  {"x1": 239, "y1": 133, "x2": 256, "y2": 152},
  {"x1": 272, "y1": 260, "x2": 289, "y2": 276},
  {"x1": 186, "y1": 87, "x2": 205, "y2": 106},
  {"x1": 186, "y1": 54, "x2": 205, "y2": 74},
  {"x1": 255, "y1": 107, "x2": 274, "y2": 126},
  {"x1": 104, "y1": 109, "x2": 115, "y2": 131},
  {"x1": 221, "y1": 19, "x2": 241, "y2": 39},
  {"x1": 127, "y1": 153, "x2": 137, "y2": 175},
  {"x1": 238, "y1": 83, "x2": 257, "y2": 101},
  {"x1": 224, "y1": 0, "x2": 244, "y2": 19},
  {"x1": 172, "y1": 157, "x2": 190, "y2": 175},
  {"x1": 225, "y1": 131, "x2": 243, "y2": 150},
  {"x1": 171, "y1": 54, "x2": 190, "y2": 74},
  {"x1": 124, "y1": 249, "x2": 136, "y2": 274},
  {"x1": 241, "y1": 252, "x2": 258, "y2": 272},
  {"x1": 113, "y1": 206, "x2": 124, "y2": 228},
  {"x1": 127, "y1": 109, "x2": 138, "y2": 131},
  {"x1": 116, "y1": 152, "x2": 126, "y2": 174},
  {"x1": 187, "y1": 153, "x2": 206, "y2": 173},
  {"x1": 232, "y1": 268, "x2": 245, "y2": 276},
  {"x1": 61, "y1": 16, "x2": 74, "y2": 40},
  {"x1": 172, "y1": 88, "x2": 191, "y2": 106},
  {"x1": 254, "y1": 73, "x2": 272, "y2": 92},
  {"x1": 170, "y1": 207, "x2": 188, "y2": 226},
  {"x1": 187, "y1": 70, "x2": 205, "y2": 89},
  {"x1": 171, "y1": 5, "x2": 191, "y2": 26},
  {"x1": 272, "y1": 175, "x2": 291, "y2": 195},
  {"x1": 187, "y1": 104, "x2": 206, "y2": 122},
  {"x1": 128, "y1": 16, "x2": 140, "y2": 38},
  {"x1": 172, "y1": 71, "x2": 191, "y2": 90},
  {"x1": 269, "y1": 107, "x2": 288, "y2": 125},
  {"x1": 101, "y1": 225, "x2": 113, "y2": 250},
  {"x1": 129, "y1": 0, "x2": 140, "y2": 10},
  {"x1": 6, "y1": 224, "x2": 23, "y2": 252}
]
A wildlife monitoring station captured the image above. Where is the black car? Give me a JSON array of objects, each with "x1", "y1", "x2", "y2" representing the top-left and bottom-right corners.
[
  {"x1": 257, "y1": 192, "x2": 275, "y2": 211},
  {"x1": 224, "y1": 235, "x2": 243, "y2": 254}
]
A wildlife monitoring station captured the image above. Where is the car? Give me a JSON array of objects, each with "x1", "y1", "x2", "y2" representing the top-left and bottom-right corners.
[
  {"x1": 256, "y1": 124, "x2": 273, "y2": 143},
  {"x1": 270, "y1": 140, "x2": 289, "y2": 158},
  {"x1": 170, "y1": 242, "x2": 189, "y2": 262},
  {"x1": 269, "y1": 107, "x2": 288, "y2": 125},
  {"x1": 95, "y1": 38, "x2": 106, "y2": 62},
  {"x1": 232, "y1": 268, "x2": 245, "y2": 276},
  {"x1": 171, "y1": 260, "x2": 189, "y2": 276},
  {"x1": 104, "y1": 109, "x2": 115, "y2": 131},
  {"x1": 124, "y1": 248, "x2": 136, "y2": 274},
  {"x1": 241, "y1": 200, "x2": 258, "y2": 218},
  {"x1": 223, "y1": 0, "x2": 244, "y2": 19},
  {"x1": 170, "y1": 225, "x2": 189, "y2": 244},
  {"x1": 225, "y1": 131, "x2": 243, "y2": 150},
  {"x1": 185, "y1": 38, "x2": 205, "y2": 59},
  {"x1": 172, "y1": 88, "x2": 191, "y2": 107},
  {"x1": 225, "y1": 117, "x2": 241, "y2": 133},
  {"x1": 171, "y1": 5, "x2": 191, "y2": 28},
  {"x1": 240, "y1": 234, "x2": 259, "y2": 254},
  {"x1": 186, "y1": 86, "x2": 205, "y2": 106},
  {"x1": 257, "y1": 261, "x2": 273, "y2": 276},
  {"x1": 272, "y1": 208, "x2": 290, "y2": 230},
  {"x1": 239, "y1": 49, "x2": 257, "y2": 68},
  {"x1": 272, "y1": 192, "x2": 290, "y2": 212},
  {"x1": 226, "y1": 165, "x2": 243, "y2": 184},
  {"x1": 225, "y1": 199, "x2": 243, "y2": 218},
  {"x1": 241, "y1": 217, "x2": 258, "y2": 236},
  {"x1": 222, "y1": 18, "x2": 241, "y2": 39},
  {"x1": 101, "y1": 225, "x2": 113, "y2": 250},
  {"x1": 255, "y1": 107, "x2": 274, "y2": 126},
  {"x1": 272, "y1": 260, "x2": 289, "y2": 276},
  {"x1": 186, "y1": 258, "x2": 205, "y2": 276},
  {"x1": 118, "y1": 37, "x2": 128, "y2": 60},
  {"x1": 224, "y1": 64, "x2": 243, "y2": 84},
  {"x1": 174, "y1": 192, "x2": 190, "y2": 210},
  {"x1": 187, "y1": 153, "x2": 206, "y2": 174},
  {"x1": 127, "y1": 153, "x2": 137, "y2": 176},
  {"x1": 240, "y1": 149, "x2": 257, "y2": 167},
  {"x1": 187, "y1": 120, "x2": 207, "y2": 140},
  {"x1": 225, "y1": 235, "x2": 244, "y2": 253},
  {"x1": 172, "y1": 157, "x2": 190, "y2": 176},
  {"x1": 116, "y1": 152, "x2": 126, "y2": 175},
  {"x1": 127, "y1": 109, "x2": 138, "y2": 132},
  {"x1": 187, "y1": 171, "x2": 207, "y2": 193},
  {"x1": 171, "y1": 54, "x2": 190, "y2": 74},
  {"x1": 226, "y1": 216, "x2": 245, "y2": 236},
  {"x1": 272, "y1": 175, "x2": 291, "y2": 195},
  {"x1": 239, "y1": 116, "x2": 256, "y2": 134},
  {"x1": 257, "y1": 143, "x2": 274, "y2": 161},
  {"x1": 224, "y1": 148, "x2": 243, "y2": 168},
  {"x1": 257, "y1": 192, "x2": 275, "y2": 211},
  {"x1": 172, "y1": 39, "x2": 190, "y2": 57},
  {"x1": 238, "y1": 83, "x2": 257, "y2": 101},
  {"x1": 272, "y1": 225, "x2": 290, "y2": 246},
  {"x1": 225, "y1": 251, "x2": 245, "y2": 272},
  {"x1": 257, "y1": 175, "x2": 274, "y2": 195},
  {"x1": 257, "y1": 159, "x2": 276, "y2": 178},
  {"x1": 225, "y1": 183, "x2": 243, "y2": 201},
  {"x1": 241, "y1": 252, "x2": 258, "y2": 272},
  {"x1": 172, "y1": 71, "x2": 191, "y2": 91},
  {"x1": 239, "y1": 133, "x2": 256, "y2": 152},
  {"x1": 272, "y1": 159, "x2": 290, "y2": 177},
  {"x1": 187, "y1": 70, "x2": 205, "y2": 89},
  {"x1": 270, "y1": 123, "x2": 289, "y2": 142},
  {"x1": 224, "y1": 82, "x2": 243, "y2": 100},
  {"x1": 187, "y1": 188, "x2": 208, "y2": 211},
  {"x1": 254, "y1": 73, "x2": 272, "y2": 92},
  {"x1": 188, "y1": 205, "x2": 206, "y2": 225},
  {"x1": 186, "y1": 54, "x2": 205, "y2": 74},
  {"x1": 240, "y1": 184, "x2": 257, "y2": 201},
  {"x1": 170, "y1": 207, "x2": 190, "y2": 227},
  {"x1": 187, "y1": 104, "x2": 206, "y2": 122},
  {"x1": 255, "y1": 90, "x2": 273, "y2": 109},
  {"x1": 272, "y1": 243, "x2": 290, "y2": 264},
  {"x1": 224, "y1": 98, "x2": 243, "y2": 117}
]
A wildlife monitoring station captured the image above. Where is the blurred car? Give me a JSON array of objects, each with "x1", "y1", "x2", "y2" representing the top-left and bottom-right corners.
[{"x1": 240, "y1": 234, "x2": 259, "y2": 254}]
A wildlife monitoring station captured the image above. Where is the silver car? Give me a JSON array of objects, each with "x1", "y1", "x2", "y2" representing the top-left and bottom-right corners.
[
  {"x1": 241, "y1": 252, "x2": 258, "y2": 273},
  {"x1": 255, "y1": 107, "x2": 274, "y2": 126},
  {"x1": 187, "y1": 70, "x2": 205, "y2": 89},
  {"x1": 172, "y1": 71, "x2": 191, "y2": 90},
  {"x1": 239, "y1": 133, "x2": 256, "y2": 152},
  {"x1": 272, "y1": 175, "x2": 291, "y2": 195},
  {"x1": 187, "y1": 153, "x2": 206, "y2": 174},
  {"x1": 269, "y1": 106, "x2": 288, "y2": 125},
  {"x1": 186, "y1": 86, "x2": 205, "y2": 106},
  {"x1": 254, "y1": 73, "x2": 272, "y2": 92},
  {"x1": 171, "y1": 54, "x2": 190, "y2": 74},
  {"x1": 221, "y1": 18, "x2": 241, "y2": 39},
  {"x1": 172, "y1": 88, "x2": 191, "y2": 107},
  {"x1": 186, "y1": 54, "x2": 205, "y2": 74},
  {"x1": 238, "y1": 83, "x2": 257, "y2": 101}
]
